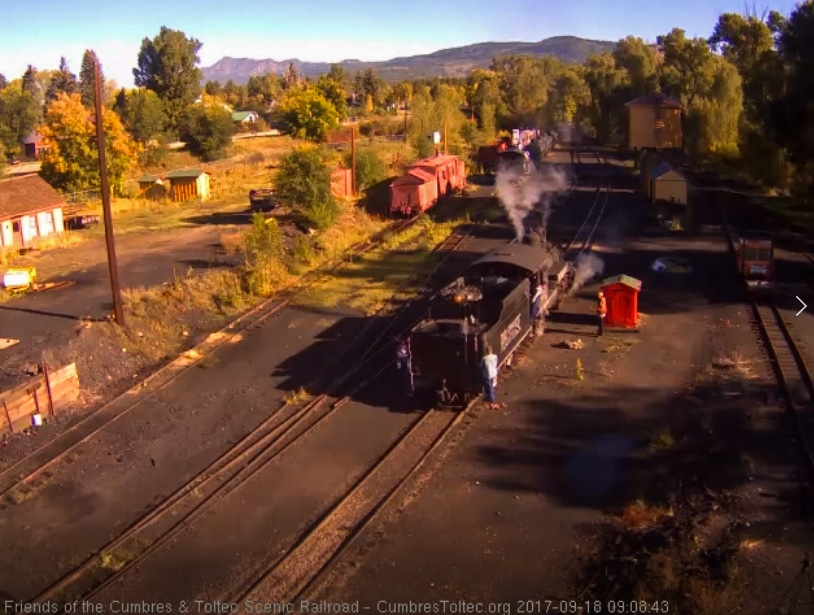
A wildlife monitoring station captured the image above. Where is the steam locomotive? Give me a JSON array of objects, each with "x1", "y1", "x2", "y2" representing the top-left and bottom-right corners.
[{"x1": 409, "y1": 236, "x2": 575, "y2": 403}]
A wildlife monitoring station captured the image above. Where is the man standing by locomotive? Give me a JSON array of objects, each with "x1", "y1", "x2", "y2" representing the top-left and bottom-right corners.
[
  {"x1": 531, "y1": 279, "x2": 547, "y2": 337},
  {"x1": 596, "y1": 290, "x2": 607, "y2": 337},
  {"x1": 480, "y1": 345, "x2": 499, "y2": 409}
]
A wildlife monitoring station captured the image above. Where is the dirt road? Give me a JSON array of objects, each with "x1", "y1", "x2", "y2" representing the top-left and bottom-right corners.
[{"x1": 0, "y1": 223, "x2": 245, "y2": 348}]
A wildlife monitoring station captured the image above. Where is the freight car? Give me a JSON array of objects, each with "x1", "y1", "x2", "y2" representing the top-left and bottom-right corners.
[
  {"x1": 409, "y1": 239, "x2": 575, "y2": 403},
  {"x1": 732, "y1": 230, "x2": 774, "y2": 290},
  {"x1": 390, "y1": 154, "x2": 466, "y2": 217}
]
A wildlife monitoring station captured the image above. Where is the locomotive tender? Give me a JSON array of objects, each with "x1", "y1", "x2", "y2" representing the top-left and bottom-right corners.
[{"x1": 409, "y1": 238, "x2": 574, "y2": 402}]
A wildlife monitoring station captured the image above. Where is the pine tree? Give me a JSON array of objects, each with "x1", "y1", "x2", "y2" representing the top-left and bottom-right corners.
[
  {"x1": 46, "y1": 57, "x2": 77, "y2": 103},
  {"x1": 285, "y1": 62, "x2": 300, "y2": 88},
  {"x1": 113, "y1": 88, "x2": 128, "y2": 118},
  {"x1": 22, "y1": 65, "x2": 37, "y2": 95},
  {"x1": 79, "y1": 50, "x2": 102, "y2": 108}
]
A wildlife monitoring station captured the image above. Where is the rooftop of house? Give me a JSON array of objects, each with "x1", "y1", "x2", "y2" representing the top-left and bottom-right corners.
[
  {"x1": 165, "y1": 169, "x2": 207, "y2": 180},
  {"x1": 625, "y1": 94, "x2": 683, "y2": 109},
  {"x1": 232, "y1": 111, "x2": 257, "y2": 122},
  {"x1": 0, "y1": 174, "x2": 66, "y2": 220}
]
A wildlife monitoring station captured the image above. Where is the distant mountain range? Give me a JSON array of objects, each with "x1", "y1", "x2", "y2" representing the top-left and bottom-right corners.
[{"x1": 201, "y1": 36, "x2": 617, "y2": 84}]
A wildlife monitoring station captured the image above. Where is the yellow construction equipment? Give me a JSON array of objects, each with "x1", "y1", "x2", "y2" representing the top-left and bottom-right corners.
[{"x1": 3, "y1": 268, "x2": 37, "y2": 292}]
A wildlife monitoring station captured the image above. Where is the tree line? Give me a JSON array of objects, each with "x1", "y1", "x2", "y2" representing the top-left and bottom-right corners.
[{"x1": 2, "y1": 3, "x2": 814, "y2": 196}]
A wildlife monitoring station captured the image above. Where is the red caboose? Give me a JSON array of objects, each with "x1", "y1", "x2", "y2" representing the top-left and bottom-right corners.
[{"x1": 390, "y1": 155, "x2": 466, "y2": 216}]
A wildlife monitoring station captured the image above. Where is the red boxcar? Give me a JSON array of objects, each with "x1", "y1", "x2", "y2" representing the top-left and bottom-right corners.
[
  {"x1": 390, "y1": 168, "x2": 438, "y2": 216},
  {"x1": 390, "y1": 155, "x2": 466, "y2": 216}
]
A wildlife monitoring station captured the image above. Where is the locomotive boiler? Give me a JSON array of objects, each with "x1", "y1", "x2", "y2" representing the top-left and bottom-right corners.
[{"x1": 409, "y1": 239, "x2": 574, "y2": 402}]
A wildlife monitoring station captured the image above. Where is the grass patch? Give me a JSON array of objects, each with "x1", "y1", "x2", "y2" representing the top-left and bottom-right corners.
[
  {"x1": 710, "y1": 349, "x2": 757, "y2": 380},
  {"x1": 6, "y1": 474, "x2": 55, "y2": 505},
  {"x1": 103, "y1": 206, "x2": 387, "y2": 363},
  {"x1": 574, "y1": 358, "x2": 585, "y2": 381},
  {"x1": 601, "y1": 336, "x2": 637, "y2": 354},
  {"x1": 295, "y1": 214, "x2": 463, "y2": 315},
  {"x1": 645, "y1": 429, "x2": 676, "y2": 453},
  {"x1": 283, "y1": 387, "x2": 312, "y2": 405},
  {"x1": 99, "y1": 543, "x2": 145, "y2": 571},
  {"x1": 1, "y1": 230, "x2": 87, "y2": 271},
  {"x1": 620, "y1": 498, "x2": 674, "y2": 530},
  {"x1": 766, "y1": 196, "x2": 814, "y2": 236},
  {"x1": 78, "y1": 197, "x2": 249, "y2": 236}
]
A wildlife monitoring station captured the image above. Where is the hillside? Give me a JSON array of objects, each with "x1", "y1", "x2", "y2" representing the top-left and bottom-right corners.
[{"x1": 201, "y1": 36, "x2": 616, "y2": 84}]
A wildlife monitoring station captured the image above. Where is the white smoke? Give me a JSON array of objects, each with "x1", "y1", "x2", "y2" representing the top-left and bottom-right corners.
[
  {"x1": 572, "y1": 252, "x2": 606, "y2": 291},
  {"x1": 495, "y1": 164, "x2": 569, "y2": 241}
]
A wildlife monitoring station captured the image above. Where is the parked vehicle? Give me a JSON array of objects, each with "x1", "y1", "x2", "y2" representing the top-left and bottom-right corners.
[
  {"x1": 249, "y1": 188, "x2": 277, "y2": 212},
  {"x1": 65, "y1": 215, "x2": 100, "y2": 230}
]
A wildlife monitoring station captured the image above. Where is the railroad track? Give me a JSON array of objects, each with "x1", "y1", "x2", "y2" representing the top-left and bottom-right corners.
[
  {"x1": 36, "y1": 156, "x2": 605, "y2": 607},
  {"x1": 0, "y1": 215, "x2": 423, "y2": 504},
  {"x1": 561, "y1": 149, "x2": 611, "y2": 263},
  {"x1": 27, "y1": 220, "x2": 474, "y2": 607},
  {"x1": 721, "y1": 224, "x2": 814, "y2": 501},
  {"x1": 221, "y1": 158, "x2": 614, "y2": 608},
  {"x1": 230, "y1": 398, "x2": 477, "y2": 608}
]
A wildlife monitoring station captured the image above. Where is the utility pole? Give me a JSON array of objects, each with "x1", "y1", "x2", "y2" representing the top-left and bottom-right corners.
[
  {"x1": 444, "y1": 120, "x2": 448, "y2": 155},
  {"x1": 403, "y1": 101, "x2": 408, "y2": 143},
  {"x1": 350, "y1": 124, "x2": 357, "y2": 197},
  {"x1": 93, "y1": 52, "x2": 124, "y2": 326}
]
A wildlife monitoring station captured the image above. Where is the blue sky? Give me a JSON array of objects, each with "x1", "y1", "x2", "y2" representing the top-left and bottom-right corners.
[{"x1": 0, "y1": 0, "x2": 800, "y2": 87}]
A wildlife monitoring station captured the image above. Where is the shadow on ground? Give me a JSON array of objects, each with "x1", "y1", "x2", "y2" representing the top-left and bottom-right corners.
[{"x1": 474, "y1": 381, "x2": 798, "y2": 514}]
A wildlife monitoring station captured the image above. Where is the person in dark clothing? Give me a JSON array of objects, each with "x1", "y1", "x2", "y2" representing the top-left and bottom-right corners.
[
  {"x1": 395, "y1": 338, "x2": 413, "y2": 395},
  {"x1": 436, "y1": 379, "x2": 459, "y2": 407}
]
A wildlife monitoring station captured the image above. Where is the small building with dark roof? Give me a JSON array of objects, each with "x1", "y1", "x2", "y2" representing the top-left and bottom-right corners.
[
  {"x1": 21, "y1": 132, "x2": 49, "y2": 160},
  {"x1": 137, "y1": 174, "x2": 169, "y2": 200},
  {"x1": 625, "y1": 94, "x2": 683, "y2": 151},
  {"x1": 0, "y1": 175, "x2": 66, "y2": 249},
  {"x1": 165, "y1": 169, "x2": 211, "y2": 202}
]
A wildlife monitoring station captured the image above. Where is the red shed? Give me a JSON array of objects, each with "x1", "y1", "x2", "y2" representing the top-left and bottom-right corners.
[
  {"x1": 390, "y1": 168, "x2": 438, "y2": 216},
  {"x1": 600, "y1": 274, "x2": 642, "y2": 329}
]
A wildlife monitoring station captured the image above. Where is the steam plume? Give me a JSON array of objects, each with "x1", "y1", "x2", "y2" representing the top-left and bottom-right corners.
[
  {"x1": 572, "y1": 253, "x2": 606, "y2": 291},
  {"x1": 495, "y1": 164, "x2": 569, "y2": 241}
]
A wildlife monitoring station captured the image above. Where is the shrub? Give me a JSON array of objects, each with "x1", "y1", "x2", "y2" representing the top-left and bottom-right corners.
[
  {"x1": 180, "y1": 104, "x2": 235, "y2": 161},
  {"x1": 344, "y1": 148, "x2": 386, "y2": 191},
  {"x1": 275, "y1": 146, "x2": 340, "y2": 229}
]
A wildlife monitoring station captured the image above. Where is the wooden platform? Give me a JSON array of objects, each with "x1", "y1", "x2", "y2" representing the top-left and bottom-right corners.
[{"x1": 0, "y1": 363, "x2": 80, "y2": 435}]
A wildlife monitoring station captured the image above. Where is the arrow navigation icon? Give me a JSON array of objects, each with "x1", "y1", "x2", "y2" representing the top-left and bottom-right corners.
[{"x1": 797, "y1": 296, "x2": 808, "y2": 317}]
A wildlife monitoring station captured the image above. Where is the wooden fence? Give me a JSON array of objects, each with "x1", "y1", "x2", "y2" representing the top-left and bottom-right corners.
[{"x1": 0, "y1": 363, "x2": 80, "y2": 436}]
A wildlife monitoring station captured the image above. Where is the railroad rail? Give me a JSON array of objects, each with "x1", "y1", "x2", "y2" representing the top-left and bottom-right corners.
[
  {"x1": 222, "y1": 148, "x2": 615, "y2": 607},
  {"x1": 0, "y1": 215, "x2": 422, "y2": 502},
  {"x1": 721, "y1": 223, "x2": 814, "y2": 503},
  {"x1": 562, "y1": 149, "x2": 611, "y2": 264},
  {"x1": 231, "y1": 397, "x2": 479, "y2": 607},
  {"x1": 26, "y1": 149, "x2": 600, "y2": 607},
  {"x1": 29, "y1": 221, "x2": 475, "y2": 607}
]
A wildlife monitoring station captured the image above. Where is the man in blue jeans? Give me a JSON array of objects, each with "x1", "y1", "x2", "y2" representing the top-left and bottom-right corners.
[{"x1": 480, "y1": 344, "x2": 499, "y2": 409}]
